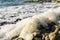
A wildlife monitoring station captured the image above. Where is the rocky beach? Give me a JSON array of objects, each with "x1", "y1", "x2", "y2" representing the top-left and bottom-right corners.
[{"x1": 0, "y1": 2, "x2": 60, "y2": 40}]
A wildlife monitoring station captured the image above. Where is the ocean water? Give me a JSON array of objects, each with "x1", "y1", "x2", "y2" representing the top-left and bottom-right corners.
[
  {"x1": 0, "y1": 0, "x2": 42, "y2": 8},
  {"x1": 0, "y1": 0, "x2": 25, "y2": 7}
]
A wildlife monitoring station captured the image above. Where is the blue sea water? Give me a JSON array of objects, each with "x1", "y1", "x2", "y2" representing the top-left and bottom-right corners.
[
  {"x1": 0, "y1": 0, "x2": 25, "y2": 7},
  {"x1": 0, "y1": 0, "x2": 41, "y2": 8}
]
